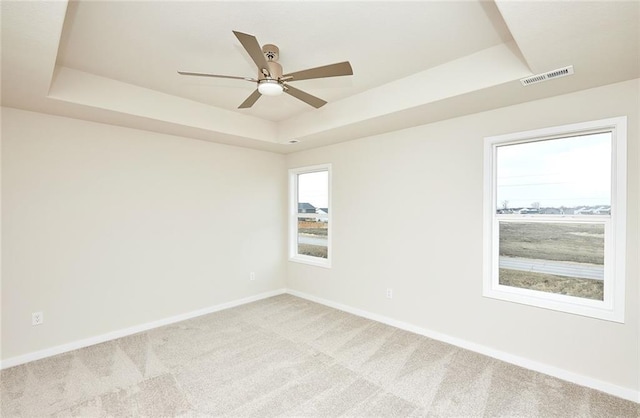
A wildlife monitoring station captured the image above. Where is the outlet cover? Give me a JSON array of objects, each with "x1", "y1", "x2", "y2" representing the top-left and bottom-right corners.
[{"x1": 32, "y1": 311, "x2": 44, "y2": 326}]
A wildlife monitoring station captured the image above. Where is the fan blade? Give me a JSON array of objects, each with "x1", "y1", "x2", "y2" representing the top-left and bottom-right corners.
[
  {"x1": 284, "y1": 85, "x2": 327, "y2": 108},
  {"x1": 238, "y1": 89, "x2": 261, "y2": 109},
  {"x1": 282, "y1": 61, "x2": 353, "y2": 82},
  {"x1": 177, "y1": 71, "x2": 257, "y2": 82},
  {"x1": 233, "y1": 31, "x2": 270, "y2": 76}
]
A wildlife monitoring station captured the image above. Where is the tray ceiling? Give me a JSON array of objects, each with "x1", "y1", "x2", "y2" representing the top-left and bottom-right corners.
[{"x1": 2, "y1": 1, "x2": 638, "y2": 152}]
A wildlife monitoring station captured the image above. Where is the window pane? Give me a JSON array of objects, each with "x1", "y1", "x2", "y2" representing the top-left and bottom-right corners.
[
  {"x1": 499, "y1": 222, "x2": 604, "y2": 300},
  {"x1": 295, "y1": 169, "x2": 329, "y2": 260},
  {"x1": 496, "y1": 133, "x2": 611, "y2": 214},
  {"x1": 297, "y1": 218, "x2": 328, "y2": 259},
  {"x1": 297, "y1": 171, "x2": 328, "y2": 216}
]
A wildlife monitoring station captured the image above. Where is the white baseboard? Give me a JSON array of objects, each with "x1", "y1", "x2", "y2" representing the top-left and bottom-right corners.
[
  {"x1": 3, "y1": 286, "x2": 637, "y2": 404},
  {"x1": 286, "y1": 288, "x2": 640, "y2": 404},
  {"x1": 0, "y1": 288, "x2": 286, "y2": 370}
]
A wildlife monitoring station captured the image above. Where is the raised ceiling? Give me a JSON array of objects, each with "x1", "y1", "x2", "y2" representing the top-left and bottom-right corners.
[{"x1": 2, "y1": 1, "x2": 639, "y2": 153}]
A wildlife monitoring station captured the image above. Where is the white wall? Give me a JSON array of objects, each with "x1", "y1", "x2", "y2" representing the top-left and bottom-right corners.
[
  {"x1": 1, "y1": 108, "x2": 286, "y2": 360},
  {"x1": 286, "y1": 79, "x2": 639, "y2": 395}
]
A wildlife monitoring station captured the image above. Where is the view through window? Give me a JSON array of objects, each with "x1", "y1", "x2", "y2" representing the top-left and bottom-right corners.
[
  {"x1": 496, "y1": 133, "x2": 610, "y2": 301},
  {"x1": 297, "y1": 170, "x2": 329, "y2": 259},
  {"x1": 289, "y1": 165, "x2": 331, "y2": 267},
  {"x1": 484, "y1": 117, "x2": 626, "y2": 322}
]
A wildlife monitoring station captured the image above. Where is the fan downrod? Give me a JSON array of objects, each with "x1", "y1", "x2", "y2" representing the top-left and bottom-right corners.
[{"x1": 262, "y1": 44, "x2": 279, "y2": 62}]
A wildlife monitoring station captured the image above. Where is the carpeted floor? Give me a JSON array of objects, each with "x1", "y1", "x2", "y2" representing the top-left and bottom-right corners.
[{"x1": 1, "y1": 294, "x2": 638, "y2": 417}]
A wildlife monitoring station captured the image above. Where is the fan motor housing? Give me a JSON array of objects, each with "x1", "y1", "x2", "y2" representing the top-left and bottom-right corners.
[{"x1": 259, "y1": 61, "x2": 283, "y2": 81}]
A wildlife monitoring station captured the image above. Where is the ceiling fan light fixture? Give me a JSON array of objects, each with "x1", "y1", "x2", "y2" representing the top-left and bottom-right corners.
[
  {"x1": 258, "y1": 79, "x2": 283, "y2": 96},
  {"x1": 178, "y1": 31, "x2": 353, "y2": 108}
]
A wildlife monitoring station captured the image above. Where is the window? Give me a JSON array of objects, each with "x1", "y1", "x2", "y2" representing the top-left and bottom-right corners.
[
  {"x1": 289, "y1": 164, "x2": 331, "y2": 267},
  {"x1": 483, "y1": 117, "x2": 627, "y2": 322}
]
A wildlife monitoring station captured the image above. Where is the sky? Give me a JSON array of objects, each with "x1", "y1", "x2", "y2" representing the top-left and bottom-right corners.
[
  {"x1": 298, "y1": 170, "x2": 328, "y2": 208},
  {"x1": 496, "y1": 132, "x2": 611, "y2": 208}
]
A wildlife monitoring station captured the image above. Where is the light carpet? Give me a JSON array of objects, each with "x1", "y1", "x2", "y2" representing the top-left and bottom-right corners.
[{"x1": 1, "y1": 294, "x2": 638, "y2": 417}]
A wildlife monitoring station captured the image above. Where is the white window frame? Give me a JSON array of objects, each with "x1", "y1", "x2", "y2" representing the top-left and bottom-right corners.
[
  {"x1": 483, "y1": 117, "x2": 627, "y2": 322},
  {"x1": 289, "y1": 164, "x2": 332, "y2": 268}
]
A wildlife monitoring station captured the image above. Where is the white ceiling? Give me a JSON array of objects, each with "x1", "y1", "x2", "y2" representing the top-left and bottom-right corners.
[{"x1": 2, "y1": 1, "x2": 639, "y2": 153}]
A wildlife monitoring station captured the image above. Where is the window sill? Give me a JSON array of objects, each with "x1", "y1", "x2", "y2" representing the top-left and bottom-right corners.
[
  {"x1": 483, "y1": 285, "x2": 623, "y2": 323},
  {"x1": 289, "y1": 255, "x2": 331, "y2": 269}
]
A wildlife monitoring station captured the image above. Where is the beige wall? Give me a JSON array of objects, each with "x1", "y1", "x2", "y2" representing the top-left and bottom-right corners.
[
  {"x1": 1, "y1": 79, "x2": 638, "y2": 396},
  {"x1": 1, "y1": 108, "x2": 286, "y2": 359},
  {"x1": 286, "y1": 79, "x2": 639, "y2": 392}
]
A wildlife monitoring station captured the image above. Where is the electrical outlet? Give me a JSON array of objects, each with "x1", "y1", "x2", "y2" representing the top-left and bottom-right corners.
[
  {"x1": 32, "y1": 311, "x2": 44, "y2": 326},
  {"x1": 386, "y1": 288, "x2": 393, "y2": 299},
  {"x1": 250, "y1": 272, "x2": 256, "y2": 281}
]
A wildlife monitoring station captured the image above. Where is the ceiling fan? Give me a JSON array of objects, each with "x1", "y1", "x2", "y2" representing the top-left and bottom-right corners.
[{"x1": 178, "y1": 31, "x2": 353, "y2": 109}]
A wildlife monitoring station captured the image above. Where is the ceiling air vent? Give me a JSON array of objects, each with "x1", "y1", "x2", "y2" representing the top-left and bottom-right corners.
[{"x1": 520, "y1": 65, "x2": 574, "y2": 86}]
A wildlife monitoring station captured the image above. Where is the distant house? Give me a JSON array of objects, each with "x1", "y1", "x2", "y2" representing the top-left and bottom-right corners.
[
  {"x1": 518, "y1": 208, "x2": 539, "y2": 214},
  {"x1": 574, "y1": 207, "x2": 593, "y2": 215},
  {"x1": 540, "y1": 207, "x2": 563, "y2": 215},
  {"x1": 298, "y1": 202, "x2": 316, "y2": 214},
  {"x1": 316, "y1": 207, "x2": 329, "y2": 222},
  {"x1": 594, "y1": 206, "x2": 611, "y2": 215}
]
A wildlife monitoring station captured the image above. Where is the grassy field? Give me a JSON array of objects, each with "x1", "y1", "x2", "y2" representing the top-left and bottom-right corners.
[
  {"x1": 499, "y1": 222, "x2": 604, "y2": 264},
  {"x1": 298, "y1": 244, "x2": 328, "y2": 258},
  {"x1": 297, "y1": 221, "x2": 328, "y2": 258},
  {"x1": 298, "y1": 227, "x2": 327, "y2": 236},
  {"x1": 499, "y1": 269, "x2": 603, "y2": 300}
]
